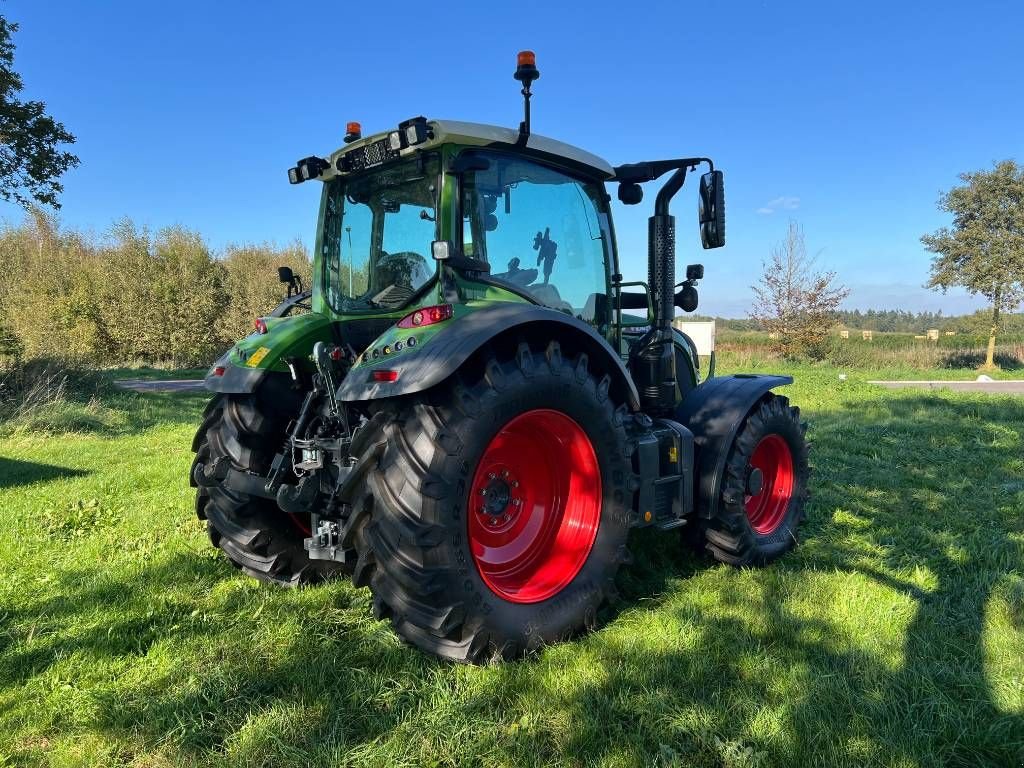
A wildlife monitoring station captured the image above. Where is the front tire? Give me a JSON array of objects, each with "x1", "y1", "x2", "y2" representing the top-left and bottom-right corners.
[
  {"x1": 698, "y1": 393, "x2": 809, "y2": 566},
  {"x1": 343, "y1": 341, "x2": 633, "y2": 663}
]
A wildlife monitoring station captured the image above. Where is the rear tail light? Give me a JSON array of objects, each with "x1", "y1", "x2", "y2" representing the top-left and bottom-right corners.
[
  {"x1": 371, "y1": 370, "x2": 399, "y2": 383},
  {"x1": 254, "y1": 318, "x2": 268, "y2": 334},
  {"x1": 397, "y1": 304, "x2": 453, "y2": 329},
  {"x1": 212, "y1": 366, "x2": 226, "y2": 377}
]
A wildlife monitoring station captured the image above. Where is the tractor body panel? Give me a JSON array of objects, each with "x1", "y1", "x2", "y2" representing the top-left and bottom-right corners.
[{"x1": 675, "y1": 375, "x2": 794, "y2": 519}]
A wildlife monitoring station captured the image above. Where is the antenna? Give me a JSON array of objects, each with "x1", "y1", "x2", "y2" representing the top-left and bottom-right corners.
[{"x1": 514, "y1": 51, "x2": 540, "y2": 141}]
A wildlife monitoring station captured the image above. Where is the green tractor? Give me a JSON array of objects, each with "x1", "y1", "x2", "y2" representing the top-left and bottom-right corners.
[{"x1": 191, "y1": 52, "x2": 809, "y2": 662}]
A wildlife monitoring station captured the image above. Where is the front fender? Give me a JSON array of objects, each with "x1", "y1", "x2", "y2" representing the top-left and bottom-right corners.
[
  {"x1": 675, "y1": 374, "x2": 793, "y2": 519},
  {"x1": 336, "y1": 302, "x2": 641, "y2": 410}
]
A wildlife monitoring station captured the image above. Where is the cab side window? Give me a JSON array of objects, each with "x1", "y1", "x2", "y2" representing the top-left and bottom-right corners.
[{"x1": 462, "y1": 153, "x2": 610, "y2": 325}]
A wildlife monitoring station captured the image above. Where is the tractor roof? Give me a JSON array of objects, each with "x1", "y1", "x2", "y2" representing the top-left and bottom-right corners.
[{"x1": 325, "y1": 119, "x2": 614, "y2": 182}]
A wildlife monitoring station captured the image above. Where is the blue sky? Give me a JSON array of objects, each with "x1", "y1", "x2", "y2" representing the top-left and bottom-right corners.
[{"x1": 2, "y1": 0, "x2": 1021, "y2": 316}]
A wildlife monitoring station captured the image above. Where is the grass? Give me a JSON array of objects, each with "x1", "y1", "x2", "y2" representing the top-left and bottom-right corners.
[{"x1": 0, "y1": 358, "x2": 1021, "y2": 767}]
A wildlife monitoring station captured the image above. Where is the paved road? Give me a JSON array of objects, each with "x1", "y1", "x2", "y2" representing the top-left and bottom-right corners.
[
  {"x1": 869, "y1": 380, "x2": 1024, "y2": 394},
  {"x1": 115, "y1": 379, "x2": 206, "y2": 393}
]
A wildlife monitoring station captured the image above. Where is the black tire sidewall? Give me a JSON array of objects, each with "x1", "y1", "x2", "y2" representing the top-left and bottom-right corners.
[
  {"x1": 438, "y1": 360, "x2": 630, "y2": 650},
  {"x1": 731, "y1": 405, "x2": 807, "y2": 557}
]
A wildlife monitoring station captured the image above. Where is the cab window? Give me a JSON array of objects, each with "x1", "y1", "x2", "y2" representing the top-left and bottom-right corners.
[{"x1": 461, "y1": 153, "x2": 610, "y2": 325}]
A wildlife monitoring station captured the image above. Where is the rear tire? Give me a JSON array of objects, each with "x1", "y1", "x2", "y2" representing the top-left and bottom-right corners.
[
  {"x1": 343, "y1": 341, "x2": 633, "y2": 663},
  {"x1": 696, "y1": 393, "x2": 809, "y2": 566},
  {"x1": 191, "y1": 392, "x2": 347, "y2": 587}
]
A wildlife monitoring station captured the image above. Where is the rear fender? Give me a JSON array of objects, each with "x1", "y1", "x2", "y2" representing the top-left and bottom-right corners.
[
  {"x1": 675, "y1": 374, "x2": 793, "y2": 519},
  {"x1": 204, "y1": 312, "x2": 335, "y2": 394},
  {"x1": 336, "y1": 303, "x2": 641, "y2": 410}
]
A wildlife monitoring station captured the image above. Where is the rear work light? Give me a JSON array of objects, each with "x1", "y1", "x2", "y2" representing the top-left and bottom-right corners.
[
  {"x1": 397, "y1": 303, "x2": 454, "y2": 329},
  {"x1": 371, "y1": 370, "x2": 399, "y2": 383}
]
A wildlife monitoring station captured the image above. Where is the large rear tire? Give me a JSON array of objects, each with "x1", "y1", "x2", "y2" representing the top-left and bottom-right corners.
[
  {"x1": 343, "y1": 341, "x2": 633, "y2": 663},
  {"x1": 191, "y1": 392, "x2": 347, "y2": 587},
  {"x1": 696, "y1": 393, "x2": 809, "y2": 566}
]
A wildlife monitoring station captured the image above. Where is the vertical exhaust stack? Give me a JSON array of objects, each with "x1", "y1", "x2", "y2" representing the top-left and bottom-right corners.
[{"x1": 637, "y1": 167, "x2": 688, "y2": 416}]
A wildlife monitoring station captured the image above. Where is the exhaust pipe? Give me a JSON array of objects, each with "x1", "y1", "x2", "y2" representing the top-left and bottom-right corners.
[{"x1": 636, "y1": 167, "x2": 687, "y2": 416}]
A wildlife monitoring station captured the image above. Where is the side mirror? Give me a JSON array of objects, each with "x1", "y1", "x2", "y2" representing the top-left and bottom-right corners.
[
  {"x1": 699, "y1": 170, "x2": 725, "y2": 249},
  {"x1": 278, "y1": 266, "x2": 294, "y2": 284}
]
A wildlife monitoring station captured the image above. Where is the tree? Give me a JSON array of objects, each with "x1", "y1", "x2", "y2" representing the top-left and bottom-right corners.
[
  {"x1": 751, "y1": 220, "x2": 849, "y2": 358},
  {"x1": 922, "y1": 160, "x2": 1024, "y2": 369},
  {"x1": 0, "y1": 16, "x2": 79, "y2": 208}
]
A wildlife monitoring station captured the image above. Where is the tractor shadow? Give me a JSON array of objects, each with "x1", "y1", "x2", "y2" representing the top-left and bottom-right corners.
[
  {"x1": 1, "y1": 393, "x2": 1021, "y2": 765},
  {"x1": 0, "y1": 456, "x2": 88, "y2": 489}
]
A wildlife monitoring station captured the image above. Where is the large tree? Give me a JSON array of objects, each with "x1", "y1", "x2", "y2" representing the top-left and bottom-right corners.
[
  {"x1": 922, "y1": 160, "x2": 1024, "y2": 369},
  {"x1": 0, "y1": 15, "x2": 79, "y2": 208},
  {"x1": 751, "y1": 220, "x2": 849, "y2": 359}
]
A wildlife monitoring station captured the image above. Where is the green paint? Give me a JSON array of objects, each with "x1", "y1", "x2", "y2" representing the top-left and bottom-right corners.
[{"x1": 230, "y1": 312, "x2": 335, "y2": 372}]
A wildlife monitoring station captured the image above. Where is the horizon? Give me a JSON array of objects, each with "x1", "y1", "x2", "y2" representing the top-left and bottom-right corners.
[{"x1": 2, "y1": 0, "x2": 1022, "y2": 316}]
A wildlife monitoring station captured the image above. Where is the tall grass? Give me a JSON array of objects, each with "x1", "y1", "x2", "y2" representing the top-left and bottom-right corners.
[{"x1": 0, "y1": 356, "x2": 111, "y2": 432}]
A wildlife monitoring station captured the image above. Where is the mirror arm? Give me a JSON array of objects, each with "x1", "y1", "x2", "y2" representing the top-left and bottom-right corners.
[{"x1": 612, "y1": 157, "x2": 713, "y2": 184}]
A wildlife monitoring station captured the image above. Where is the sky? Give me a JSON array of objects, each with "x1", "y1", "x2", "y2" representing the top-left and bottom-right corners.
[{"x1": 2, "y1": 0, "x2": 1022, "y2": 317}]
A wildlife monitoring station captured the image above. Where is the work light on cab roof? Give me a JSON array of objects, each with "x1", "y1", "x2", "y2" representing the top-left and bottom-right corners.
[{"x1": 192, "y1": 50, "x2": 809, "y2": 667}]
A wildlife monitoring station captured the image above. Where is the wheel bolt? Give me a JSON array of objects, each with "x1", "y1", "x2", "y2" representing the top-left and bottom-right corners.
[
  {"x1": 488, "y1": 472, "x2": 496, "y2": 480},
  {"x1": 512, "y1": 499, "x2": 522, "y2": 506},
  {"x1": 512, "y1": 481, "x2": 519, "y2": 488},
  {"x1": 502, "y1": 470, "x2": 510, "y2": 478}
]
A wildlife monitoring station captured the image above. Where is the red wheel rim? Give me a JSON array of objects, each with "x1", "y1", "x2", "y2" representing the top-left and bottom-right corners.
[
  {"x1": 468, "y1": 409, "x2": 601, "y2": 603},
  {"x1": 745, "y1": 434, "x2": 794, "y2": 535}
]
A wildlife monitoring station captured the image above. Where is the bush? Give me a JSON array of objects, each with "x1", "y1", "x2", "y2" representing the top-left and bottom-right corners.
[{"x1": 0, "y1": 211, "x2": 309, "y2": 369}]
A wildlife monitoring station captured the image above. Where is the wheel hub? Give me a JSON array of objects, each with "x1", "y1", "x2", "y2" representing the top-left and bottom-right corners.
[
  {"x1": 746, "y1": 467, "x2": 764, "y2": 496},
  {"x1": 478, "y1": 471, "x2": 522, "y2": 526}
]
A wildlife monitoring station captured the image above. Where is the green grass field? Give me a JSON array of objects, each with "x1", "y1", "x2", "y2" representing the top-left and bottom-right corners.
[{"x1": 1, "y1": 362, "x2": 1022, "y2": 767}]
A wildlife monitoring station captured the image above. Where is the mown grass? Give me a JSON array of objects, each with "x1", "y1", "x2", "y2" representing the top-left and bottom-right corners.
[{"x1": 0, "y1": 360, "x2": 1021, "y2": 767}]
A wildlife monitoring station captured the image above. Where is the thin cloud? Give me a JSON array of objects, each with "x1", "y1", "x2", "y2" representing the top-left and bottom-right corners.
[{"x1": 757, "y1": 196, "x2": 800, "y2": 214}]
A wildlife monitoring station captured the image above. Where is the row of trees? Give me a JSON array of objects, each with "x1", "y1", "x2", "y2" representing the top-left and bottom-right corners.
[
  {"x1": 833, "y1": 309, "x2": 949, "y2": 333},
  {"x1": 0, "y1": 211, "x2": 311, "y2": 367}
]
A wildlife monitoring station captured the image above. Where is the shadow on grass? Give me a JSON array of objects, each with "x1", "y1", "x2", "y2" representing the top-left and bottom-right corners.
[
  {"x1": 0, "y1": 389, "x2": 210, "y2": 438},
  {"x1": 0, "y1": 457, "x2": 89, "y2": 489},
  {"x1": 1, "y1": 393, "x2": 1021, "y2": 766}
]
